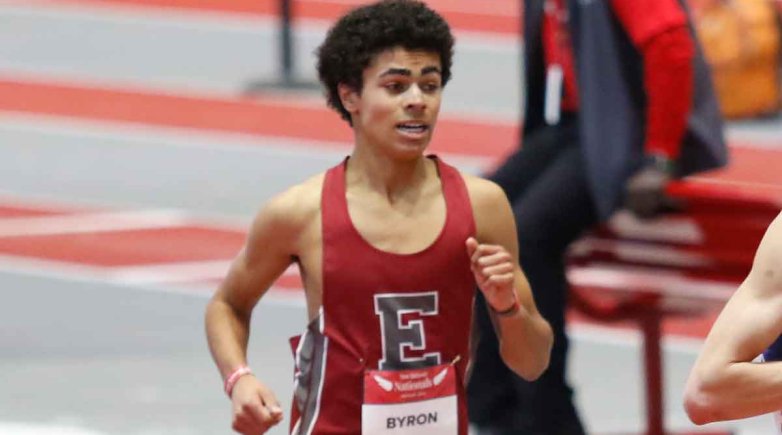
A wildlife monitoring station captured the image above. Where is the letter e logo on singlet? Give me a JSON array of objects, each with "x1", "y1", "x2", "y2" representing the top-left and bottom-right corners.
[{"x1": 374, "y1": 292, "x2": 441, "y2": 370}]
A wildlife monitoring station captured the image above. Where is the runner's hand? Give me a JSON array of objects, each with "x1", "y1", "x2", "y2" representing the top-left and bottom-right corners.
[
  {"x1": 466, "y1": 237, "x2": 517, "y2": 312},
  {"x1": 230, "y1": 375, "x2": 284, "y2": 434}
]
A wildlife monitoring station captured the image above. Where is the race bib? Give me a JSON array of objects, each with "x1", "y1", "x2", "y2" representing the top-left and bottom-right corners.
[{"x1": 362, "y1": 363, "x2": 457, "y2": 434}]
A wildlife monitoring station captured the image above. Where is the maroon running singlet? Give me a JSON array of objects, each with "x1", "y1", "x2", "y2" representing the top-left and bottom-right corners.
[{"x1": 289, "y1": 156, "x2": 477, "y2": 434}]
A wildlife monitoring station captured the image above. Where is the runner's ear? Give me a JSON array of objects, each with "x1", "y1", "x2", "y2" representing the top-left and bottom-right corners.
[{"x1": 338, "y1": 83, "x2": 359, "y2": 114}]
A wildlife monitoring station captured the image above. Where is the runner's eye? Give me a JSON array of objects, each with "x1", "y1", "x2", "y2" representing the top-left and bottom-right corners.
[
  {"x1": 385, "y1": 82, "x2": 408, "y2": 93},
  {"x1": 421, "y1": 83, "x2": 441, "y2": 93}
]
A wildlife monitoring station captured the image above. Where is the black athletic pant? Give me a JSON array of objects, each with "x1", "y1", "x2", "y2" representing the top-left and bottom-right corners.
[{"x1": 468, "y1": 116, "x2": 598, "y2": 435}]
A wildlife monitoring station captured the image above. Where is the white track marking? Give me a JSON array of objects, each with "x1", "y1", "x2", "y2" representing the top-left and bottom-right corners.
[
  {"x1": 110, "y1": 262, "x2": 299, "y2": 284},
  {"x1": 107, "y1": 259, "x2": 234, "y2": 284},
  {"x1": 0, "y1": 252, "x2": 299, "y2": 286},
  {"x1": 0, "y1": 209, "x2": 191, "y2": 237}
]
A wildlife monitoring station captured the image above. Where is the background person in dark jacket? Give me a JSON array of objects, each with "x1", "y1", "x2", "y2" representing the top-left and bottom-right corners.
[{"x1": 467, "y1": 0, "x2": 727, "y2": 433}]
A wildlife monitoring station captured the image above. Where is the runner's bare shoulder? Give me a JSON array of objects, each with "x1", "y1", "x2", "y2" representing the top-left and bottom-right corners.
[
  {"x1": 269, "y1": 173, "x2": 324, "y2": 218},
  {"x1": 248, "y1": 173, "x2": 325, "y2": 247},
  {"x1": 460, "y1": 174, "x2": 509, "y2": 218}
]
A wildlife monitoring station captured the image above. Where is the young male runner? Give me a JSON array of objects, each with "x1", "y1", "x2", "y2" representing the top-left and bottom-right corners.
[{"x1": 205, "y1": 1, "x2": 553, "y2": 433}]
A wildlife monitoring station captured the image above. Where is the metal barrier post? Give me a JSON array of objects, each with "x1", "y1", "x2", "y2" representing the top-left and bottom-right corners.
[
  {"x1": 280, "y1": 0, "x2": 294, "y2": 84},
  {"x1": 244, "y1": 0, "x2": 319, "y2": 93}
]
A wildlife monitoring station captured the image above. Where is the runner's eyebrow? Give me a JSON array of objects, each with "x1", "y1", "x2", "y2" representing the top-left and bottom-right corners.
[
  {"x1": 420, "y1": 66, "x2": 441, "y2": 76},
  {"x1": 380, "y1": 68, "x2": 411, "y2": 77},
  {"x1": 379, "y1": 66, "x2": 441, "y2": 78}
]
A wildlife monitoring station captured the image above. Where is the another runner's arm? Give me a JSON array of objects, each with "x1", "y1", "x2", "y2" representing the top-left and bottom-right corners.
[
  {"x1": 684, "y1": 212, "x2": 782, "y2": 424},
  {"x1": 467, "y1": 176, "x2": 553, "y2": 380},
  {"x1": 205, "y1": 188, "x2": 304, "y2": 385}
]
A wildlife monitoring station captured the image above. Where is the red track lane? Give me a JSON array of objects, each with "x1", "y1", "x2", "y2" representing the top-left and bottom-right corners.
[
  {"x1": 38, "y1": 0, "x2": 521, "y2": 36},
  {"x1": 0, "y1": 78, "x2": 519, "y2": 160},
  {"x1": 0, "y1": 205, "x2": 75, "y2": 218},
  {"x1": 0, "y1": 226, "x2": 244, "y2": 267}
]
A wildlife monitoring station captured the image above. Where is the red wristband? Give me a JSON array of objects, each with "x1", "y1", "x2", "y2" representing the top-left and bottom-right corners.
[{"x1": 224, "y1": 366, "x2": 253, "y2": 398}]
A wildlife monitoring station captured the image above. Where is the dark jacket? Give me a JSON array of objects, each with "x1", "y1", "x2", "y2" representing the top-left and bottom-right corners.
[{"x1": 522, "y1": 0, "x2": 728, "y2": 219}]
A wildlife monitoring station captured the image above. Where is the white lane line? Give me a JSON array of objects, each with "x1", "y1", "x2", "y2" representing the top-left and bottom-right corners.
[
  {"x1": 0, "y1": 252, "x2": 235, "y2": 285},
  {"x1": 0, "y1": 189, "x2": 251, "y2": 231},
  {"x1": 0, "y1": 254, "x2": 106, "y2": 280},
  {"x1": 0, "y1": 209, "x2": 191, "y2": 237},
  {"x1": 108, "y1": 259, "x2": 233, "y2": 284},
  {"x1": 0, "y1": 252, "x2": 298, "y2": 287},
  {"x1": 0, "y1": 253, "x2": 215, "y2": 297},
  {"x1": 109, "y1": 261, "x2": 301, "y2": 284}
]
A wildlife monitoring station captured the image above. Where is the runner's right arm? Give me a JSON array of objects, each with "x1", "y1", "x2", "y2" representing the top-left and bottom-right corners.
[{"x1": 205, "y1": 188, "x2": 306, "y2": 434}]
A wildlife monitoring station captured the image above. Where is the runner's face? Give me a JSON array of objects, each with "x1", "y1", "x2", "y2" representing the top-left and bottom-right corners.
[{"x1": 344, "y1": 47, "x2": 443, "y2": 159}]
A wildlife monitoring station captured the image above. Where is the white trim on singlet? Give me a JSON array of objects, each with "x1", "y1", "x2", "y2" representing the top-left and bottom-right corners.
[
  {"x1": 291, "y1": 418, "x2": 301, "y2": 435},
  {"x1": 292, "y1": 329, "x2": 309, "y2": 392},
  {"x1": 303, "y1": 336, "x2": 328, "y2": 435},
  {"x1": 318, "y1": 306, "x2": 325, "y2": 334}
]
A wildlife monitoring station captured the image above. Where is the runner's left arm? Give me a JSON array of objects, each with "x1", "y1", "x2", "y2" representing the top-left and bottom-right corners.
[{"x1": 467, "y1": 177, "x2": 553, "y2": 380}]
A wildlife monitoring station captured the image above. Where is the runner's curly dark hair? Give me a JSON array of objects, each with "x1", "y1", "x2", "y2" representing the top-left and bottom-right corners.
[{"x1": 316, "y1": 0, "x2": 454, "y2": 125}]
